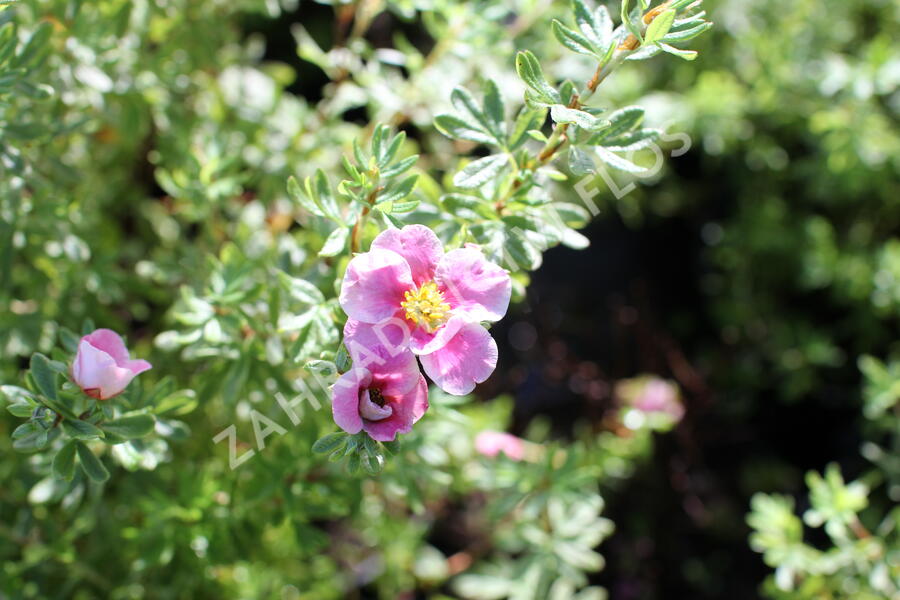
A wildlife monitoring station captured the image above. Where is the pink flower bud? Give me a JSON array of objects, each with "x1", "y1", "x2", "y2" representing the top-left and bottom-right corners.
[
  {"x1": 71, "y1": 329, "x2": 152, "y2": 400},
  {"x1": 474, "y1": 430, "x2": 527, "y2": 461}
]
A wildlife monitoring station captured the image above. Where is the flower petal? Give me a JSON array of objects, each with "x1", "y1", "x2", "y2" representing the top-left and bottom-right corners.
[
  {"x1": 409, "y1": 314, "x2": 465, "y2": 355},
  {"x1": 126, "y1": 359, "x2": 153, "y2": 376},
  {"x1": 436, "y1": 248, "x2": 511, "y2": 322},
  {"x1": 363, "y1": 375, "x2": 429, "y2": 442},
  {"x1": 82, "y1": 329, "x2": 131, "y2": 365},
  {"x1": 475, "y1": 431, "x2": 526, "y2": 461},
  {"x1": 332, "y1": 368, "x2": 371, "y2": 434},
  {"x1": 371, "y1": 225, "x2": 444, "y2": 286},
  {"x1": 343, "y1": 319, "x2": 420, "y2": 396},
  {"x1": 344, "y1": 318, "x2": 411, "y2": 367},
  {"x1": 419, "y1": 321, "x2": 498, "y2": 395},
  {"x1": 72, "y1": 339, "x2": 136, "y2": 400},
  {"x1": 358, "y1": 389, "x2": 393, "y2": 421},
  {"x1": 339, "y1": 248, "x2": 413, "y2": 323}
]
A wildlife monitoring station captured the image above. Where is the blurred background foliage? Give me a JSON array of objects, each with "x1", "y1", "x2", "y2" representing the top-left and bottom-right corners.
[{"x1": 1, "y1": 0, "x2": 899, "y2": 598}]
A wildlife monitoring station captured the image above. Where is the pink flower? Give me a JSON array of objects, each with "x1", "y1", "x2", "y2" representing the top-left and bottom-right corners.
[
  {"x1": 633, "y1": 378, "x2": 684, "y2": 420},
  {"x1": 332, "y1": 319, "x2": 428, "y2": 441},
  {"x1": 339, "y1": 225, "x2": 511, "y2": 395},
  {"x1": 72, "y1": 329, "x2": 152, "y2": 400},
  {"x1": 615, "y1": 376, "x2": 684, "y2": 429},
  {"x1": 474, "y1": 431, "x2": 526, "y2": 461}
]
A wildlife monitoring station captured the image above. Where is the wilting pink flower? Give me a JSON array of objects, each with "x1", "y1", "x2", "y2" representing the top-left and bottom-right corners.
[
  {"x1": 339, "y1": 225, "x2": 511, "y2": 395},
  {"x1": 72, "y1": 329, "x2": 152, "y2": 400},
  {"x1": 474, "y1": 430, "x2": 527, "y2": 461},
  {"x1": 332, "y1": 319, "x2": 428, "y2": 441}
]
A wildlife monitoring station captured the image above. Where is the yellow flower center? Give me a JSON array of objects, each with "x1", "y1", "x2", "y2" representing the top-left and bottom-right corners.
[{"x1": 401, "y1": 281, "x2": 451, "y2": 332}]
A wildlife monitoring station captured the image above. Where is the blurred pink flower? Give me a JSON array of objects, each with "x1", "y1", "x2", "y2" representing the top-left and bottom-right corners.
[
  {"x1": 72, "y1": 329, "x2": 152, "y2": 400},
  {"x1": 474, "y1": 431, "x2": 526, "y2": 461},
  {"x1": 616, "y1": 376, "x2": 684, "y2": 427},
  {"x1": 339, "y1": 225, "x2": 511, "y2": 396},
  {"x1": 332, "y1": 319, "x2": 428, "y2": 441}
]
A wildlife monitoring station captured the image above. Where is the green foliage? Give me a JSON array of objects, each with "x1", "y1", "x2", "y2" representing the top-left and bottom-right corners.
[
  {"x1": 0, "y1": 0, "x2": 717, "y2": 596},
  {"x1": 3, "y1": 0, "x2": 879, "y2": 596},
  {"x1": 748, "y1": 355, "x2": 900, "y2": 597}
]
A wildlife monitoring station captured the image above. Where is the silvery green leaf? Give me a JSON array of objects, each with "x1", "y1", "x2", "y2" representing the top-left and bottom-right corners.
[
  {"x1": 319, "y1": 226, "x2": 349, "y2": 257},
  {"x1": 568, "y1": 146, "x2": 595, "y2": 176},
  {"x1": 592, "y1": 106, "x2": 644, "y2": 141},
  {"x1": 287, "y1": 175, "x2": 325, "y2": 218},
  {"x1": 573, "y1": 0, "x2": 614, "y2": 52},
  {"x1": 601, "y1": 128, "x2": 661, "y2": 152},
  {"x1": 659, "y1": 43, "x2": 698, "y2": 60},
  {"x1": 552, "y1": 20, "x2": 600, "y2": 58},
  {"x1": 453, "y1": 154, "x2": 509, "y2": 189},
  {"x1": 663, "y1": 21, "x2": 713, "y2": 43},
  {"x1": 482, "y1": 80, "x2": 506, "y2": 141},
  {"x1": 509, "y1": 107, "x2": 547, "y2": 150},
  {"x1": 434, "y1": 114, "x2": 496, "y2": 145},
  {"x1": 595, "y1": 147, "x2": 647, "y2": 173},
  {"x1": 515, "y1": 51, "x2": 561, "y2": 105},
  {"x1": 278, "y1": 272, "x2": 325, "y2": 305},
  {"x1": 550, "y1": 105, "x2": 606, "y2": 131}
]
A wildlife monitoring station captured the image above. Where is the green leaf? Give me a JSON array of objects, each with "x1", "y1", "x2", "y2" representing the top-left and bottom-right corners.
[
  {"x1": 13, "y1": 428, "x2": 49, "y2": 453},
  {"x1": 435, "y1": 114, "x2": 496, "y2": 145},
  {"x1": 508, "y1": 107, "x2": 547, "y2": 151},
  {"x1": 595, "y1": 147, "x2": 647, "y2": 173},
  {"x1": 313, "y1": 432, "x2": 347, "y2": 454},
  {"x1": 13, "y1": 22, "x2": 52, "y2": 70},
  {"x1": 304, "y1": 360, "x2": 337, "y2": 377},
  {"x1": 76, "y1": 442, "x2": 110, "y2": 483},
  {"x1": 592, "y1": 106, "x2": 644, "y2": 141},
  {"x1": 515, "y1": 51, "x2": 561, "y2": 106},
  {"x1": 7, "y1": 402, "x2": 34, "y2": 417},
  {"x1": 52, "y1": 441, "x2": 77, "y2": 481},
  {"x1": 12, "y1": 421, "x2": 41, "y2": 440},
  {"x1": 360, "y1": 447, "x2": 384, "y2": 475},
  {"x1": 30, "y1": 353, "x2": 58, "y2": 401},
  {"x1": 620, "y1": 0, "x2": 643, "y2": 42},
  {"x1": 573, "y1": 0, "x2": 614, "y2": 52},
  {"x1": 278, "y1": 272, "x2": 325, "y2": 305},
  {"x1": 601, "y1": 128, "x2": 661, "y2": 151},
  {"x1": 550, "y1": 105, "x2": 607, "y2": 130},
  {"x1": 663, "y1": 21, "x2": 713, "y2": 43},
  {"x1": 102, "y1": 415, "x2": 156, "y2": 439},
  {"x1": 154, "y1": 389, "x2": 197, "y2": 416},
  {"x1": 644, "y1": 9, "x2": 676, "y2": 44},
  {"x1": 319, "y1": 227, "x2": 349, "y2": 257},
  {"x1": 552, "y1": 20, "x2": 600, "y2": 57},
  {"x1": 568, "y1": 146, "x2": 595, "y2": 176},
  {"x1": 453, "y1": 154, "x2": 509, "y2": 189},
  {"x1": 442, "y1": 194, "x2": 497, "y2": 220},
  {"x1": 311, "y1": 169, "x2": 340, "y2": 218},
  {"x1": 59, "y1": 328, "x2": 81, "y2": 354},
  {"x1": 345, "y1": 452, "x2": 360, "y2": 474},
  {"x1": 287, "y1": 176, "x2": 325, "y2": 218},
  {"x1": 482, "y1": 80, "x2": 506, "y2": 141},
  {"x1": 377, "y1": 174, "x2": 418, "y2": 205},
  {"x1": 659, "y1": 42, "x2": 698, "y2": 60},
  {"x1": 335, "y1": 344, "x2": 352, "y2": 372},
  {"x1": 62, "y1": 419, "x2": 105, "y2": 441},
  {"x1": 380, "y1": 154, "x2": 418, "y2": 179},
  {"x1": 450, "y1": 87, "x2": 492, "y2": 138},
  {"x1": 0, "y1": 23, "x2": 17, "y2": 67}
]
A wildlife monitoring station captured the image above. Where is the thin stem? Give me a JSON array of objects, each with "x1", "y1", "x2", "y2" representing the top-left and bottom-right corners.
[{"x1": 526, "y1": 1, "x2": 673, "y2": 169}]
